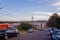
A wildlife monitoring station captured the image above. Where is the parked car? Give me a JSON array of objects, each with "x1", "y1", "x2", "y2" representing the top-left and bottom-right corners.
[
  {"x1": 49, "y1": 28, "x2": 57, "y2": 35},
  {"x1": 51, "y1": 30, "x2": 60, "y2": 40},
  {"x1": 6, "y1": 27, "x2": 19, "y2": 36},
  {"x1": 38, "y1": 28, "x2": 43, "y2": 31},
  {"x1": 28, "y1": 28, "x2": 35, "y2": 33},
  {"x1": 0, "y1": 30, "x2": 7, "y2": 40},
  {"x1": 0, "y1": 24, "x2": 19, "y2": 40},
  {"x1": 0, "y1": 24, "x2": 9, "y2": 40},
  {"x1": 5, "y1": 27, "x2": 19, "y2": 40}
]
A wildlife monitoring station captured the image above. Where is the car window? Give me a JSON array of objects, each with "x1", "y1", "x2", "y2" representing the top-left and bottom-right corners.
[
  {"x1": 57, "y1": 32, "x2": 60, "y2": 35},
  {"x1": 8, "y1": 27, "x2": 17, "y2": 30},
  {"x1": 54, "y1": 31, "x2": 60, "y2": 35}
]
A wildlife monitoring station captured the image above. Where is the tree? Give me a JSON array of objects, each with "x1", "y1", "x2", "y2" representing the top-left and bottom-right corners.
[
  {"x1": 47, "y1": 13, "x2": 60, "y2": 28},
  {"x1": 17, "y1": 22, "x2": 35, "y2": 30},
  {"x1": 55, "y1": 17, "x2": 60, "y2": 29}
]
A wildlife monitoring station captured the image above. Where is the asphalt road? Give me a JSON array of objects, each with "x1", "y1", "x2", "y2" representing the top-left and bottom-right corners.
[{"x1": 7, "y1": 30, "x2": 51, "y2": 40}]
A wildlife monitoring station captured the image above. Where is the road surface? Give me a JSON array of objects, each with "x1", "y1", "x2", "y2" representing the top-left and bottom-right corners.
[{"x1": 7, "y1": 30, "x2": 51, "y2": 40}]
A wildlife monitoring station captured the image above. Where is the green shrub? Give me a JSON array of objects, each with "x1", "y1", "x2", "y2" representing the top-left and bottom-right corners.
[{"x1": 17, "y1": 22, "x2": 35, "y2": 31}]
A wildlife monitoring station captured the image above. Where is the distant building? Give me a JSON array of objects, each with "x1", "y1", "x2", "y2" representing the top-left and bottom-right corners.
[
  {"x1": 0, "y1": 20, "x2": 47, "y2": 29},
  {"x1": 24, "y1": 20, "x2": 47, "y2": 29}
]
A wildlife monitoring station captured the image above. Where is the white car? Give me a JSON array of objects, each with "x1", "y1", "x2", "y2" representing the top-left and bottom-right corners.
[
  {"x1": 51, "y1": 30, "x2": 60, "y2": 40},
  {"x1": 28, "y1": 28, "x2": 35, "y2": 33}
]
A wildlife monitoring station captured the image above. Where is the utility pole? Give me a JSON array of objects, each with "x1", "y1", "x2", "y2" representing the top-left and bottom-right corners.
[{"x1": 32, "y1": 16, "x2": 33, "y2": 22}]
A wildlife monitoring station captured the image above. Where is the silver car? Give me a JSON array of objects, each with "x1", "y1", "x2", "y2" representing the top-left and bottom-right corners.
[
  {"x1": 51, "y1": 30, "x2": 60, "y2": 40},
  {"x1": 28, "y1": 28, "x2": 35, "y2": 33}
]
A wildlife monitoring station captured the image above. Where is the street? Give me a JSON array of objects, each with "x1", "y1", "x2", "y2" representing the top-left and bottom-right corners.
[{"x1": 7, "y1": 30, "x2": 51, "y2": 40}]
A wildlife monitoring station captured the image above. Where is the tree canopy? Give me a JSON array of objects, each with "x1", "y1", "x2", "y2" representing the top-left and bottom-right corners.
[
  {"x1": 47, "y1": 13, "x2": 60, "y2": 28},
  {"x1": 17, "y1": 22, "x2": 36, "y2": 30}
]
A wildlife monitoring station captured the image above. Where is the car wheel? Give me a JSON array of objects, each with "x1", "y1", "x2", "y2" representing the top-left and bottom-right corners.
[
  {"x1": 16, "y1": 34, "x2": 20, "y2": 37},
  {"x1": 5, "y1": 36, "x2": 8, "y2": 40}
]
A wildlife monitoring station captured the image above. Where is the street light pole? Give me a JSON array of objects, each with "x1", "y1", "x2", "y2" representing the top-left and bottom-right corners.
[{"x1": 32, "y1": 16, "x2": 33, "y2": 22}]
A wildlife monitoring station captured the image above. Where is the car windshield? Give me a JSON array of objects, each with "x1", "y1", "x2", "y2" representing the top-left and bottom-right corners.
[
  {"x1": 8, "y1": 27, "x2": 17, "y2": 30},
  {"x1": 0, "y1": 30, "x2": 6, "y2": 32}
]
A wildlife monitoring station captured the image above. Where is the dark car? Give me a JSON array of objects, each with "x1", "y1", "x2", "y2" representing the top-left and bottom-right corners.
[
  {"x1": 6, "y1": 27, "x2": 19, "y2": 36},
  {"x1": 0, "y1": 27, "x2": 19, "y2": 40},
  {"x1": 0, "y1": 30, "x2": 7, "y2": 40},
  {"x1": 5, "y1": 27, "x2": 20, "y2": 39}
]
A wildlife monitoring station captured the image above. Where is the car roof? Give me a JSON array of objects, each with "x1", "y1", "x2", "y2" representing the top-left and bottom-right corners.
[{"x1": 55, "y1": 30, "x2": 60, "y2": 32}]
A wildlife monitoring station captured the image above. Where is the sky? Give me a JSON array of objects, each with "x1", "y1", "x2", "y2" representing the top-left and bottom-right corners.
[{"x1": 0, "y1": 0, "x2": 60, "y2": 21}]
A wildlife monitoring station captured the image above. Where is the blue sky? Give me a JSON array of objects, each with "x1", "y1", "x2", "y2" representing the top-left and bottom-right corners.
[{"x1": 0, "y1": 0, "x2": 60, "y2": 21}]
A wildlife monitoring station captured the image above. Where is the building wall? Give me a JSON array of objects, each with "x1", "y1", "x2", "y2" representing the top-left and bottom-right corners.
[{"x1": 29, "y1": 21, "x2": 46, "y2": 29}]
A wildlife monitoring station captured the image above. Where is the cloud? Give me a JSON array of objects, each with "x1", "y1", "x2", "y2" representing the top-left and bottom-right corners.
[
  {"x1": 51, "y1": 1, "x2": 60, "y2": 6},
  {"x1": 32, "y1": 11, "x2": 54, "y2": 20},
  {"x1": 0, "y1": 15, "x2": 49, "y2": 21},
  {"x1": 50, "y1": 0, "x2": 60, "y2": 10},
  {"x1": 33, "y1": 15, "x2": 49, "y2": 20},
  {"x1": 57, "y1": 8, "x2": 60, "y2": 10},
  {"x1": 1, "y1": 11, "x2": 60, "y2": 21},
  {"x1": 32, "y1": 11, "x2": 53, "y2": 16}
]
